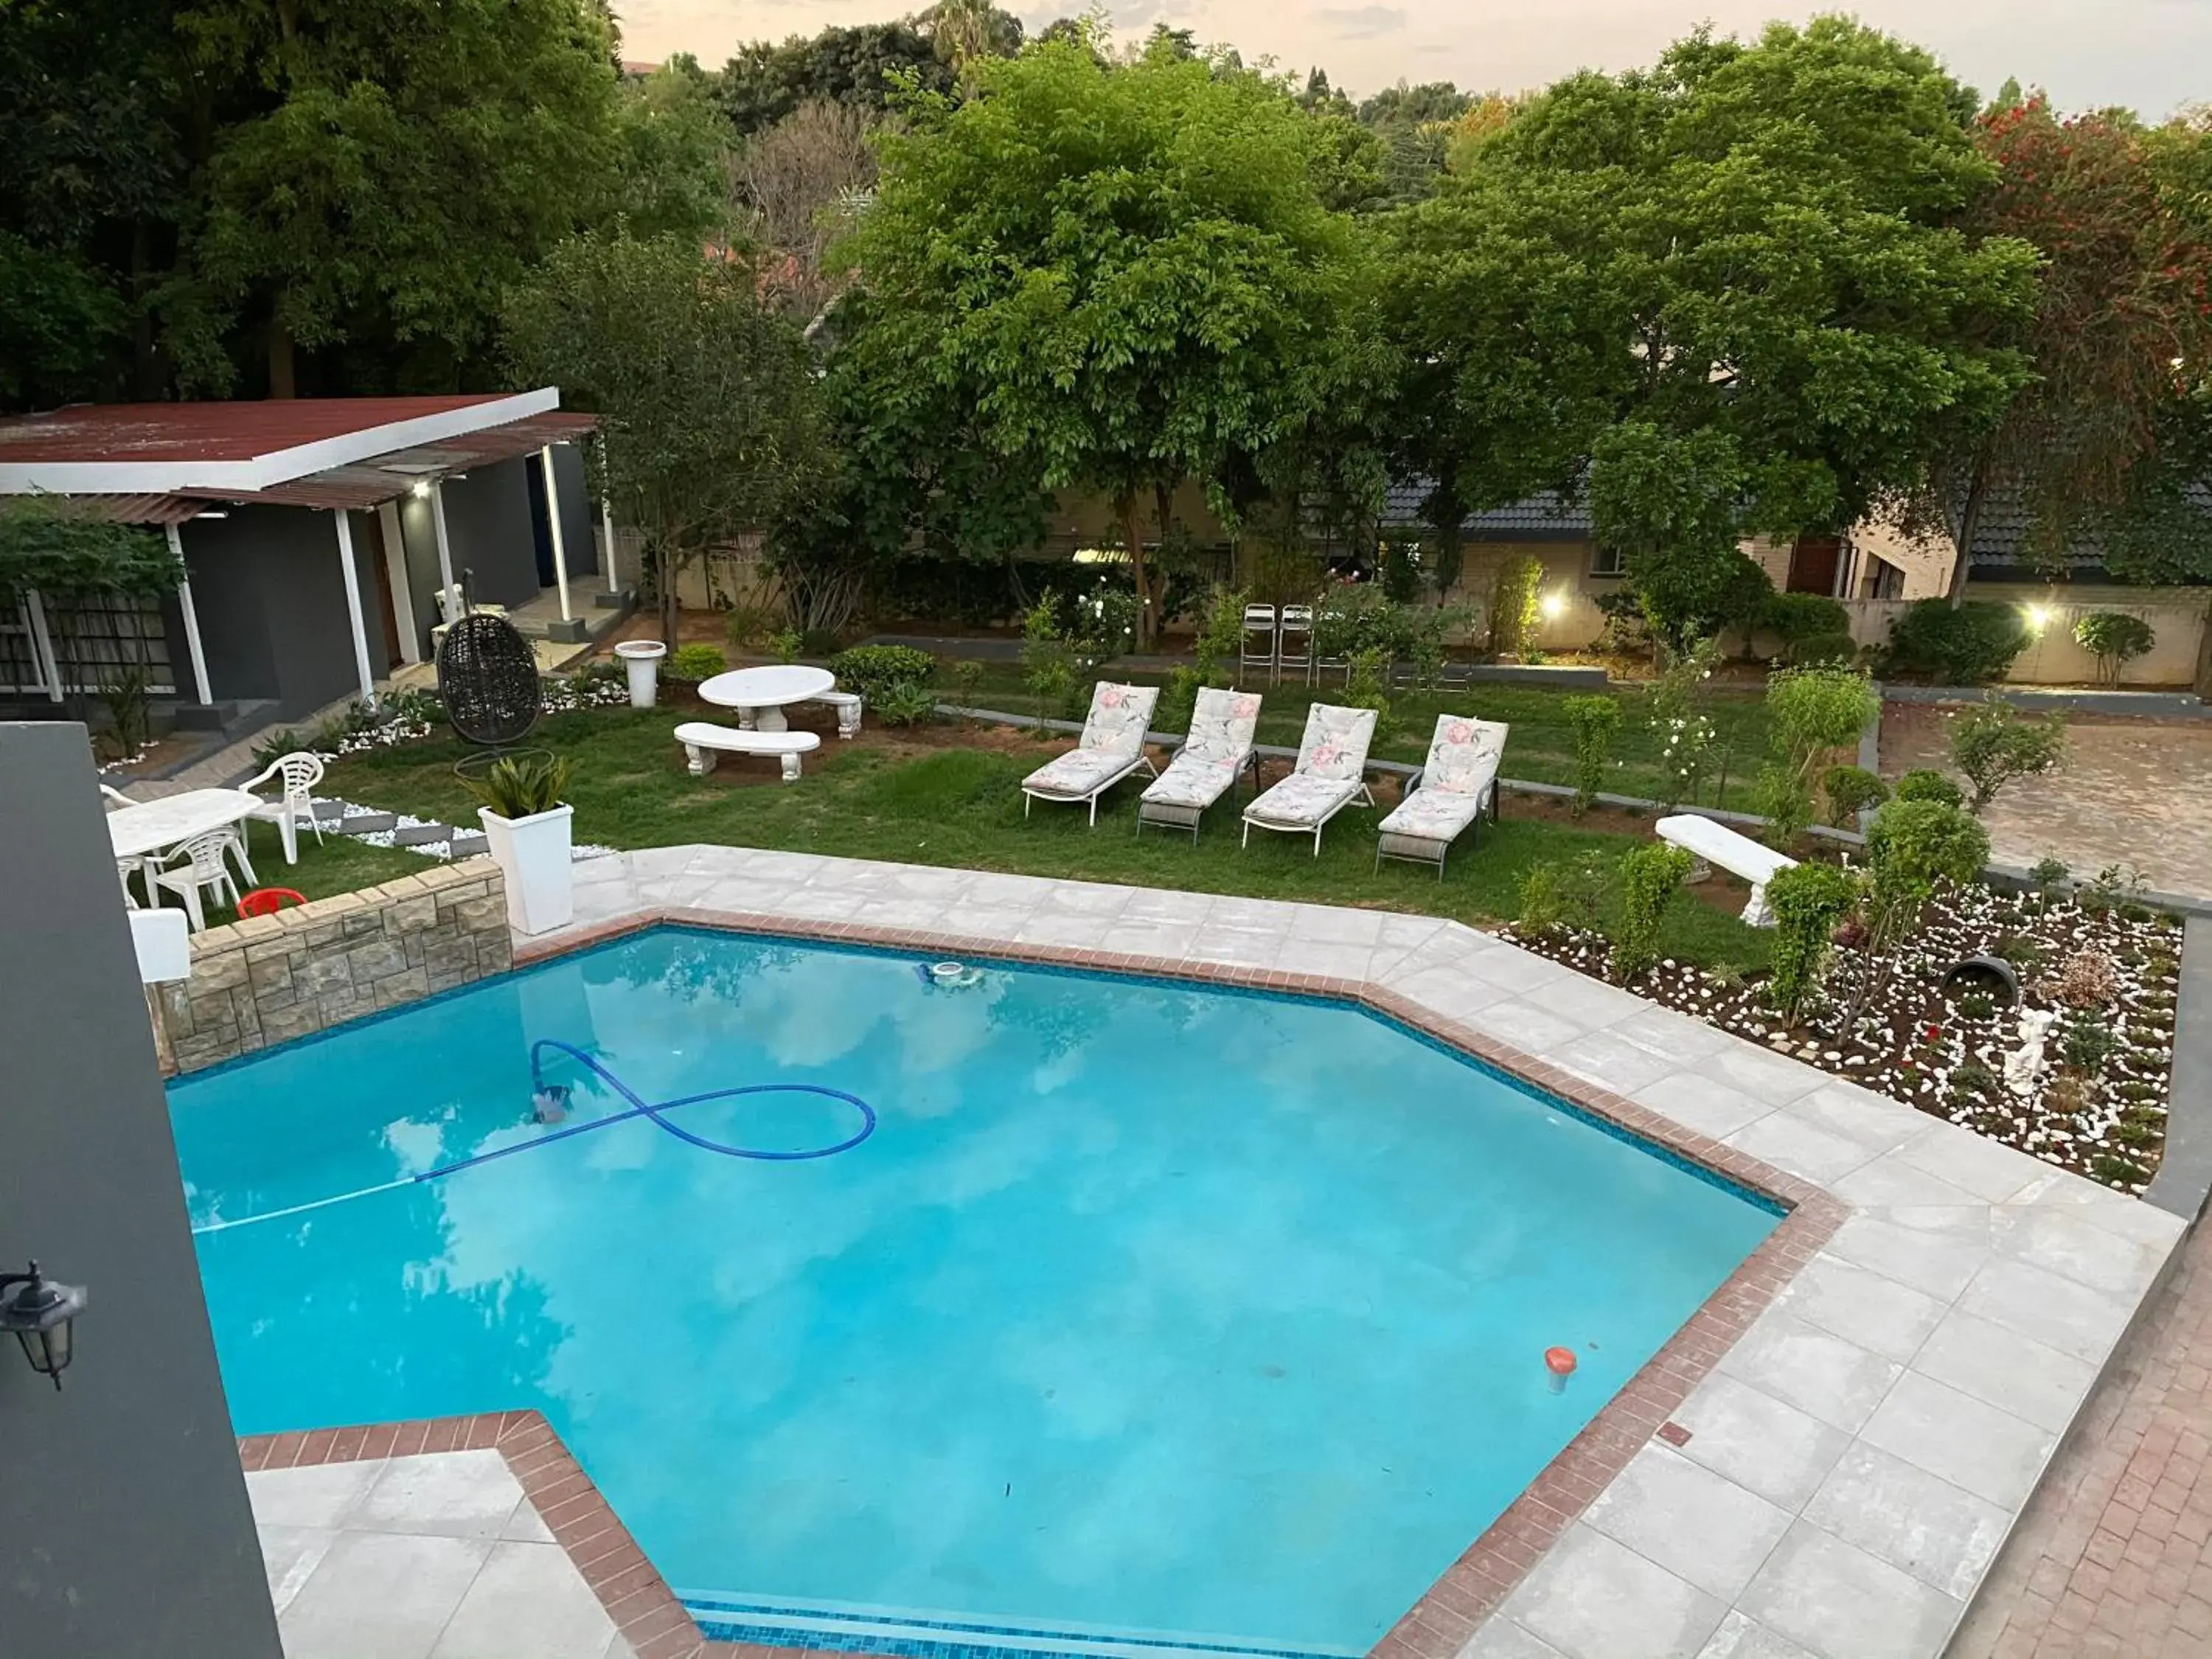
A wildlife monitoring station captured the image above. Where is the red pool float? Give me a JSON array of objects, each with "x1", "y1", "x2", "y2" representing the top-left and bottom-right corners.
[{"x1": 1544, "y1": 1346, "x2": 1578, "y2": 1377}]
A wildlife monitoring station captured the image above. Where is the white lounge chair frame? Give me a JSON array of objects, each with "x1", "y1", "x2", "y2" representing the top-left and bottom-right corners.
[
  {"x1": 1374, "y1": 716, "x2": 1509, "y2": 878},
  {"x1": 1241, "y1": 703, "x2": 1377, "y2": 855},
  {"x1": 1020, "y1": 683, "x2": 1161, "y2": 826},
  {"x1": 1239, "y1": 604, "x2": 1277, "y2": 684},
  {"x1": 1276, "y1": 605, "x2": 1314, "y2": 685},
  {"x1": 1135, "y1": 686, "x2": 1263, "y2": 841}
]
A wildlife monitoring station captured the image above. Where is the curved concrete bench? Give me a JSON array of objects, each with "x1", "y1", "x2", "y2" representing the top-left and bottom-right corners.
[
  {"x1": 675, "y1": 721, "x2": 821, "y2": 782},
  {"x1": 1655, "y1": 813, "x2": 1795, "y2": 927}
]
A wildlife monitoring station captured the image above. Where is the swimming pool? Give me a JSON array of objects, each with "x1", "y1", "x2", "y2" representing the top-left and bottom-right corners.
[{"x1": 173, "y1": 925, "x2": 1780, "y2": 1659}]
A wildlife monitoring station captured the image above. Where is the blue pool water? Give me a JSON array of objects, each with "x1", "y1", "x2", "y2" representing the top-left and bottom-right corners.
[{"x1": 172, "y1": 927, "x2": 1778, "y2": 1659}]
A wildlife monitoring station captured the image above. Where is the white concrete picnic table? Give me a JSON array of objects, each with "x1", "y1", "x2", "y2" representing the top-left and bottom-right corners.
[
  {"x1": 107, "y1": 787, "x2": 261, "y2": 900},
  {"x1": 698, "y1": 664, "x2": 837, "y2": 734}
]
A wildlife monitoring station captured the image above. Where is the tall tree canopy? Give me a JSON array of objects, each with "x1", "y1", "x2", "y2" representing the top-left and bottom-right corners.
[
  {"x1": 0, "y1": 0, "x2": 729, "y2": 407},
  {"x1": 838, "y1": 34, "x2": 1379, "y2": 646},
  {"x1": 1384, "y1": 18, "x2": 2039, "y2": 630},
  {"x1": 1916, "y1": 98, "x2": 2212, "y2": 591}
]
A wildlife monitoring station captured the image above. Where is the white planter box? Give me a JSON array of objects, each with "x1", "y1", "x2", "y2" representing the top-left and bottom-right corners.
[
  {"x1": 614, "y1": 639, "x2": 668, "y2": 708},
  {"x1": 478, "y1": 803, "x2": 574, "y2": 936}
]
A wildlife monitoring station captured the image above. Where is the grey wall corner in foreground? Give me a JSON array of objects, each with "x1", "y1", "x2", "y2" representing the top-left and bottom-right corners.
[{"x1": 0, "y1": 722, "x2": 282, "y2": 1658}]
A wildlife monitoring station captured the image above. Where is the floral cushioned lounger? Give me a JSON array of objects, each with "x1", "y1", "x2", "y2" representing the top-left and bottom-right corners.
[
  {"x1": 1021, "y1": 682, "x2": 1161, "y2": 825},
  {"x1": 1375, "y1": 714, "x2": 1509, "y2": 874},
  {"x1": 1241, "y1": 703, "x2": 1377, "y2": 852},
  {"x1": 1137, "y1": 688, "x2": 1264, "y2": 834}
]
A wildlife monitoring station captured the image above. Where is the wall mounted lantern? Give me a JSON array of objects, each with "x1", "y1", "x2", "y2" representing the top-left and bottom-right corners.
[{"x1": 0, "y1": 1262, "x2": 87, "y2": 1390}]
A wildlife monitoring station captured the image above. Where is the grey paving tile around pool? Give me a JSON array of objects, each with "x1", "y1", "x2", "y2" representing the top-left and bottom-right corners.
[{"x1": 473, "y1": 848, "x2": 2188, "y2": 1659}]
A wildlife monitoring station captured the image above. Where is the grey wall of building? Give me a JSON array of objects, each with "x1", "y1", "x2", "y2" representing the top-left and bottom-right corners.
[
  {"x1": 178, "y1": 505, "x2": 394, "y2": 720},
  {"x1": 396, "y1": 491, "x2": 448, "y2": 654},
  {"x1": 0, "y1": 723, "x2": 283, "y2": 1659},
  {"x1": 440, "y1": 456, "x2": 541, "y2": 609},
  {"x1": 550, "y1": 441, "x2": 600, "y2": 583}
]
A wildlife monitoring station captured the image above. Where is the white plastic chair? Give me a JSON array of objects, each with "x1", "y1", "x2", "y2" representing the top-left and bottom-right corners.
[
  {"x1": 1239, "y1": 604, "x2": 1277, "y2": 684},
  {"x1": 1277, "y1": 605, "x2": 1314, "y2": 686},
  {"x1": 153, "y1": 830, "x2": 245, "y2": 931},
  {"x1": 244, "y1": 751, "x2": 327, "y2": 865}
]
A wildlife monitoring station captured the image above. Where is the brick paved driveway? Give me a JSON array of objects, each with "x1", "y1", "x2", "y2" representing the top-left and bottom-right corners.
[
  {"x1": 1881, "y1": 704, "x2": 2212, "y2": 903},
  {"x1": 1948, "y1": 1215, "x2": 2212, "y2": 1658}
]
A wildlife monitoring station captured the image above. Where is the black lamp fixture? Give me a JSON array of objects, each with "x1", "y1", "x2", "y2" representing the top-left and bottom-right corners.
[{"x1": 0, "y1": 1262, "x2": 87, "y2": 1390}]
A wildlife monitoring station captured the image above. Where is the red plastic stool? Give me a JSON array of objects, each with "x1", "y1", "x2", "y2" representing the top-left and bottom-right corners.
[{"x1": 237, "y1": 887, "x2": 307, "y2": 917}]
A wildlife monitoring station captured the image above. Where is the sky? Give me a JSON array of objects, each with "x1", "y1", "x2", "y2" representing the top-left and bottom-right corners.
[{"x1": 611, "y1": 0, "x2": 2211, "y2": 119}]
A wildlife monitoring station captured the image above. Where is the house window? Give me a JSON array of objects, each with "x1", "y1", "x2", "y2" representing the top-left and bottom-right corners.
[{"x1": 1589, "y1": 545, "x2": 1627, "y2": 577}]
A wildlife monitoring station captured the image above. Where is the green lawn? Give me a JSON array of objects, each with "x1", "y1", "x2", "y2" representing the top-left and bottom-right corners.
[
  {"x1": 324, "y1": 705, "x2": 1773, "y2": 972},
  {"x1": 935, "y1": 661, "x2": 1775, "y2": 813}
]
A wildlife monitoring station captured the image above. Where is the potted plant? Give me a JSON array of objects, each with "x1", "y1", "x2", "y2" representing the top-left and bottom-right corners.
[{"x1": 466, "y1": 754, "x2": 575, "y2": 935}]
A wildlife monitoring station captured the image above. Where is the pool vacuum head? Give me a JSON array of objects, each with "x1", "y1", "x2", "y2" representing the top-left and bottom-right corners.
[{"x1": 532, "y1": 1083, "x2": 573, "y2": 1124}]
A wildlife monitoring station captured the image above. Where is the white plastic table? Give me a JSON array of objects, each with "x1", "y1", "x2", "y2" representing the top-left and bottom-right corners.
[
  {"x1": 697, "y1": 665, "x2": 837, "y2": 734},
  {"x1": 107, "y1": 787, "x2": 261, "y2": 902}
]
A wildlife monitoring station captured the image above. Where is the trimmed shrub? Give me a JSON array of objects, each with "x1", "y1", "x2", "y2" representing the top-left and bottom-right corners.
[
  {"x1": 1487, "y1": 553, "x2": 1543, "y2": 657},
  {"x1": 1757, "y1": 591, "x2": 1851, "y2": 649},
  {"x1": 1786, "y1": 630, "x2": 1859, "y2": 667},
  {"x1": 1881, "y1": 599, "x2": 2030, "y2": 684},
  {"x1": 1612, "y1": 842, "x2": 1694, "y2": 981},
  {"x1": 666, "y1": 643, "x2": 726, "y2": 682},
  {"x1": 1821, "y1": 764, "x2": 1889, "y2": 826},
  {"x1": 1759, "y1": 666, "x2": 1881, "y2": 848},
  {"x1": 1863, "y1": 797, "x2": 1991, "y2": 949},
  {"x1": 1950, "y1": 697, "x2": 2065, "y2": 812},
  {"x1": 1764, "y1": 860, "x2": 1863, "y2": 1024},
  {"x1": 869, "y1": 680, "x2": 939, "y2": 726},
  {"x1": 1562, "y1": 695, "x2": 1622, "y2": 817},
  {"x1": 2073, "y1": 611, "x2": 2155, "y2": 686},
  {"x1": 1517, "y1": 852, "x2": 1610, "y2": 938},
  {"x1": 830, "y1": 644, "x2": 936, "y2": 703},
  {"x1": 1892, "y1": 768, "x2": 1964, "y2": 807}
]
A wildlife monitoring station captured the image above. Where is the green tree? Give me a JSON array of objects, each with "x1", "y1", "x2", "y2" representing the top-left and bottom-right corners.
[
  {"x1": 181, "y1": 0, "x2": 665, "y2": 397},
  {"x1": 0, "y1": 498, "x2": 183, "y2": 714},
  {"x1": 502, "y1": 234, "x2": 825, "y2": 644},
  {"x1": 840, "y1": 38, "x2": 1377, "y2": 650},
  {"x1": 1913, "y1": 100, "x2": 2212, "y2": 595},
  {"x1": 1757, "y1": 666, "x2": 1882, "y2": 847},
  {"x1": 712, "y1": 22, "x2": 953, "y2": 137},
  {"x1": 1949, "y1": 698, "x2": 2066, "y2": 811},
  {"x1": 1382, "y1": 19, "x2": 2037, "y2": 618}
]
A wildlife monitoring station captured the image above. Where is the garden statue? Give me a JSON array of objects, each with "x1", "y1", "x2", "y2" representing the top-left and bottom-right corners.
[{"x1": 2004, "y1": 1008, "x2": 2058, "y2": 1099}]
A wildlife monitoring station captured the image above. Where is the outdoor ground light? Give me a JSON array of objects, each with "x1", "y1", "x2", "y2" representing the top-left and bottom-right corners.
[
  {"x1": 2024, "y1": 602, "x2": 2055, "y2": 631},
  {"x1": 1539, "y1": 591, "x2": 1568, "y2": 620},
  {"x1": 0, "y1": 1262, "x2": 87, "y2": 1390}
]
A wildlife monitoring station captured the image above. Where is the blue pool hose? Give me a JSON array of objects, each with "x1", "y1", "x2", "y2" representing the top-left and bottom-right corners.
[{"x1": 190, "y1": 1040, "x2": 874, "y2": 1237}]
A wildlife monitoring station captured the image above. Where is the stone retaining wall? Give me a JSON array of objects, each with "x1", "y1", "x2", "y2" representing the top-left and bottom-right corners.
[{"x1": 158, "y1": 859, "x2": 511, "y2": 1074}]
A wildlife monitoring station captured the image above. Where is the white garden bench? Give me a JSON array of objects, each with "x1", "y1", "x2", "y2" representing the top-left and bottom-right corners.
[
  {"x1": 1655, "y1": 813, "x2": 1796, "y2": 927},
  {"x1": 675, "y1": 721, "x2": 821, "y2": 782},
  {"x1": 815, "y1": 689, "x2": 863, "y2": 739}
]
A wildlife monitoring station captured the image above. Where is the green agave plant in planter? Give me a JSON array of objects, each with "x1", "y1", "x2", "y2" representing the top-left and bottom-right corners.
[{"x1": 465, "y1": 756, "x2": 576, "y2": 936}]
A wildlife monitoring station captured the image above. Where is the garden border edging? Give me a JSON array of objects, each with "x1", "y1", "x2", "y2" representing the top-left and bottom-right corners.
[{"x1": 2141, "y1": 913, "x2": 2212, "y2": 1221}]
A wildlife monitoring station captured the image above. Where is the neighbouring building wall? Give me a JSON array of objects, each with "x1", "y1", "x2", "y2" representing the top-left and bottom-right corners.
[
  {"x1": 0, "y1": 723, "x2": 283, "y2": 1658},
  {"x1": 1837, "y1": 586, "x2": 2210, "y2": 686},
  {"x1": 177, "y1": 503, "x2": 395, "y2": 718},
  {"x1": 1438, "y1": 540, "x2": 1618, "y2": 651},
  {"x1": 158, "y1": 859, "x2": 513, "y2": 1074}
]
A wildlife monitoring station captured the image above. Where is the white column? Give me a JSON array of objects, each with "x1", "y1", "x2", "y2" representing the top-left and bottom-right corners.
[
  {"x1": 376, "y1": 501, "x2": 420, "y2": 664},
  {"x1": 600, "y1": 495, "x2": 619, "y2": 590},
  {"x1": 429, "y1": 479, "x2": 458, "y2": 606},
  {"x1": 164, "y1": 523, "x2": 215, "y2": 705},
  {"x1": 24, "y1": 588, "x2": 63, "y2": 701},
  {"x1": 540, "y1": 444, "x2": 572, "y2": 622},
  {"x1": 332, "y1": 509, "x2": 378, "y2": 708}
]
